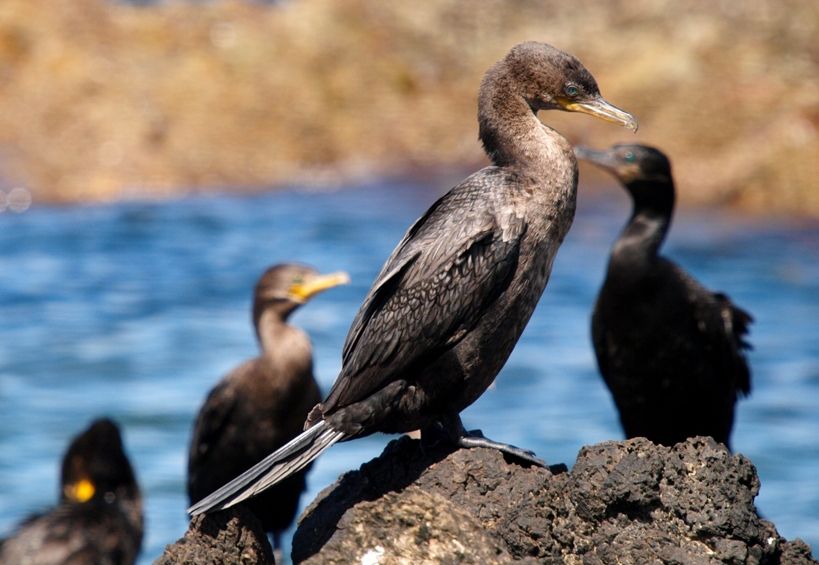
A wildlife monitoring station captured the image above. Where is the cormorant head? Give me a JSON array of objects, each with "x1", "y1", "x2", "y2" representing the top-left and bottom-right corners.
[
  {"x1": 574, "y1": 143, "x2": 675, "y2": 212},
  {"x1": 575, "y1": 144, "x2": 672, "y2": 183},
  {"x1": 497, "y1": 42, "x2": 638, "y2": 131},
  {"x1": 60, "y1": 418, "x2": 140, "y2": 506},
  {"x1": 253, "y1": 263, "x2": 349, "y2": 322}
]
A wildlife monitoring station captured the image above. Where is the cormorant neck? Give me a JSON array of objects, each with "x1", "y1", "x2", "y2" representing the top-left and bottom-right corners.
[
  {"x1": 478, "y1": 71, "x2": 568, "y2": 174},
  {"x1": 254, "y1": 308, "x2": 290, "y2": 356},
  {"x1": 627, "y1": 178, "x2": 675, "y2": 220},
  {"x1": 612, "y1": 178, "x2": 674, "y2": 263}
]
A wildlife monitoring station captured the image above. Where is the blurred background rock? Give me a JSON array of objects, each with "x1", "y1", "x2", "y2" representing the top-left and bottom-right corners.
[{"x1": 0, "y1": 0, "x2": 816, "y2": 215}]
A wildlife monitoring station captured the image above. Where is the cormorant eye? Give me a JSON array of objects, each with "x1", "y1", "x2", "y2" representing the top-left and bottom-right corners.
[
  {"x1": 563, "y1": 84, "x2": 579, "y2": 97},
  {"x1": 624, "y1": 151, "x2": 636, "y2": 163},
  {"x1": 292, "y1": 276, "x2": 304, "y2": 285}
]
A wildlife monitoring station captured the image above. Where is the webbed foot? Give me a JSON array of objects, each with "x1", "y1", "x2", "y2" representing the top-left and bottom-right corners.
[
  {"x1": 457, "y1": 429, "x2": 546, "y2": 467},
  {"x1": 422, "y1": 414, "x2": 559, "y2": 469}
]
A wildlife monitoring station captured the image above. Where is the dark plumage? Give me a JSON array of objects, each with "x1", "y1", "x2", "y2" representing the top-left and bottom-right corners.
[
  {"x1": 187, "y1": 263, "x2": 348, "y2": 549},
  {"x1": 575, "y1": 143, "x2": 752, "y2": 448},
  {"x1": 189, "y1": 41, "x2": 637, "y2": 515},
  {"x1": 0, "y1": 418, "x2": 143, "y2": 565}
]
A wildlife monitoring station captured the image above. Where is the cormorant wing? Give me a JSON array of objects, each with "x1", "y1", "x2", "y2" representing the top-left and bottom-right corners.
[
  {"x1": 712, "y1": 292, "x2": 753, "y2": 396},
  {"x1": 0, "y1": 504, "x2": 135, "y2": 565},
  {"x1": 326, "y1": 171, "x2": 526, "y2": 412},
  {"x1": 673, "y1": 262, "x2": 754, "y2": 398},
  {"x1": 590, "y1": 303, "x2": 611, "y2": 381},
  {"x1": 188, "y1": 377, "x2": 240, "y2": 471}
]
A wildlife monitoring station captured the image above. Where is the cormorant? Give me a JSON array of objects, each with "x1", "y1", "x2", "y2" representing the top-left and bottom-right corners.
[
  {"x1": 189, "y1": 41, "x2": 637, "y2": 516},
  {"x1": 0, "y1": 418, "x2": 143, "y2": 565},
  {"x1": 574, "y1": 143, "x2": 752, "y2": 448},
  {"x1": 187, "y1": 264, "x2": 349, "y2": 549}
]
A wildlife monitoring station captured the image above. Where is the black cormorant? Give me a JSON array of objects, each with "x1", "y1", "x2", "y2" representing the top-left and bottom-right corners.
[
  {"x1": 187, "y1": 264, "x2": 349, "y2": 549},
  {"x1": 0, "y1": 418, "x2": 143, "y2": 565},
  {"x1": 188, "y1": 264, "x2": 349, "y2": 548},
  {"x1": 189, "y1": 41, "x2": 637, "y2": 515},
  {"x1": 574, "y1": 143, "x2": 752, "y2": 447}
]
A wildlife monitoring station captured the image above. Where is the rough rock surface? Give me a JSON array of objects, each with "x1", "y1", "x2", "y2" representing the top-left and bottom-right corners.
[
  {"x1": 156, "y1": 506, "x2": 274, "y2": 565},
  {"x1": 292, "y1": 436, "x2": 816, "y2": 564}
]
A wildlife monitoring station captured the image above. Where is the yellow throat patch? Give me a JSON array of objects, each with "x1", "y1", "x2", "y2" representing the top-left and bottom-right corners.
[{"x1": 65, "y1": 478, "x2": 96, "y2": 503}]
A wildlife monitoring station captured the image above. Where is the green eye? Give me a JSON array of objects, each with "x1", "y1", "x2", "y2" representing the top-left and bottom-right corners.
[
  {"x1": 624, "y1": 151, "x2": 636, "y2": 163},
  {"x1": 564, "y1": 84, "x2": 579, "y2": 97},
  {"x1": 292, "y1": 276, "x2": 304, "y2": 285}
]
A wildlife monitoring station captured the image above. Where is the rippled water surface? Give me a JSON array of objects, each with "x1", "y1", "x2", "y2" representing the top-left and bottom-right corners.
[{"x1": 1, "y1": 181, "x2": 818, "y2": 562}]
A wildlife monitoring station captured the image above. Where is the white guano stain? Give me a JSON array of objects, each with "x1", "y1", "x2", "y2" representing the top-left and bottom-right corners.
[{"x1": 360, "y1": 545, "x2": 386, "y2": 565}]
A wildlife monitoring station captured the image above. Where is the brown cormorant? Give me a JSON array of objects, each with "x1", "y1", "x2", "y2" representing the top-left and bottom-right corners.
[
  {"x1": 0, "y1": 418, "x2": 143, "y2": 565},
  {"x1": 574, "y1": 143, "x2": 752, "y2": 448},
  {"x1": 187, "y1": 264, "x2": 349, "y2": 549},
  {"x1": 189, "y1": 41, "x2": 637, "y2": 515}
]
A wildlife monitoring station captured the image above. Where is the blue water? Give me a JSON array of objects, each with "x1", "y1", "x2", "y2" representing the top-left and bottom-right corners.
[{"x1": 1, "y1": 180, "x2": 817, "y2": 562}]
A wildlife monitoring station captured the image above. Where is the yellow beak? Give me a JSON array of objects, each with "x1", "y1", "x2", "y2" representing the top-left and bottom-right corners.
[
  {"x1": 558, "y1": 96, "x2": 639, "y2": 132},
  {"x1": 289, "y1": 271, "x2": 350, "y2": 302}
]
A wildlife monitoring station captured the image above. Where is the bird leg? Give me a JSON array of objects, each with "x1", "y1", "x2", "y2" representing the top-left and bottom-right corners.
[{"x1": 423, "y1": 413, "x2": 547, "y2": 468}]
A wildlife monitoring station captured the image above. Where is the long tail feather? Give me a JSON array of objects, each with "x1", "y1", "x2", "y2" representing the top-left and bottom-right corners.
[{"x1": 187, "y1": 420, "x2": 346, "y2": 515}]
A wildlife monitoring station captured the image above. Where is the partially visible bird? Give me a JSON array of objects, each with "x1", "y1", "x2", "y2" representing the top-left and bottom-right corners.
[
  {"x1": 575, "y1": 143, "x2": 752, "y2": 448},
  {"x1": 187, "y1": 264, "x2": 349, "y2": 550},
  {"x1": 189, "y1": 41, "x2": 637, "y2": 517},
  {"x1": 0, "y1": 418, "x2": 143, "y2": 565}
]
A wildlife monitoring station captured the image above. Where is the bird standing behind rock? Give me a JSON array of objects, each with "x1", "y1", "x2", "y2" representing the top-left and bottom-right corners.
[
  {"x1": 0, "y1": 418, "x2": 143, "y2": 565},
  {"x1": 575, "y1": 143, "x2": 752, "y2": 448},
  {"x1": 187, "y1": 264, "x2": 349, "y2": 550},
  {"x1": 189, "y1": 41, "x2": 638, "y2": 516}
]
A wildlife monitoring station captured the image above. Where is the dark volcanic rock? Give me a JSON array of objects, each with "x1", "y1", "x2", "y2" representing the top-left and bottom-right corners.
[
  {"x1": 292, "y1": 436, "x2": 816, "y2": 564},
  {"x1": 157, "y1": 505, "x2": 274, "y2": 565}
]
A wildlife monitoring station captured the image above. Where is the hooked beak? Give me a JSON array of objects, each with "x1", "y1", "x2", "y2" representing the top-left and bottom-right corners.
[
  {"x1": 558, "y1": 96, "x2": 638, "y2": 132},
  {"x1": 574, "y1": 145, "x2": 644, "y2": 184},
  {"x1": 573, "y1": 146, "x2": 621, "y2": 172},
  {"x1": 289, "y1": 271, "x2": 350, "y2": 303}
]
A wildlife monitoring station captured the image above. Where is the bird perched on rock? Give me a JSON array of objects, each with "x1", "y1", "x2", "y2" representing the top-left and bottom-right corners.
[
  {"x1": 189, "y1": 41, "x2": 637, "y2": 516},
  {"x1": 575, "y1": 143, "x2": 752, "y2": 448},
  {"x1": 187, "y1": 263, "x2": 349, "y2": 550},
  {"x1": 0, "y1": 418, "x2": 143, "y2": 565}
]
